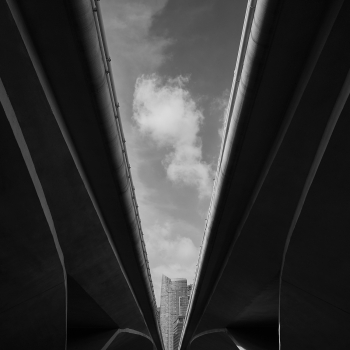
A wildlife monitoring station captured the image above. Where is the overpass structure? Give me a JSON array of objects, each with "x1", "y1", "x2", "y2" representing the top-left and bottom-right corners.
[
  {"x1": 0, "y1": 0, "x2": 164, "y2": 349},
  {"x1": 180, "y1": 0, "x2": 350, "y2": 349}
]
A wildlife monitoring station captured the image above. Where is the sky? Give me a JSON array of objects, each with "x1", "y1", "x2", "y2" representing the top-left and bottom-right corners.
[{"x1": 100, "y1": 0, "x2": 246, "y2": 304}]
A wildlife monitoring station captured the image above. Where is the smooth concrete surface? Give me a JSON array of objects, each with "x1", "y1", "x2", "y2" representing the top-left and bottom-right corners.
[
  {"x1": 0, "y1": 104, "x2": 66, "y2": 348},
  {"x1": 182, "y1": 0, "x2": 333, "y2": 344},
  {"x1": 1, "y1": 0, "x2": 144, "y2": 334},
  {"x1": 11, "y1": 0, "x2": 163, "y2": 347},
  {"x1": 280, "y1": 93, "x2": 350, "y2": 347},
  {"x1": 0, "y1": 0, "x2": 163, "y2": 349},
  {"x1": 3, "y1": 0, "x2": 350, "y2": 348},
  {"x1": 180, "y1": 0, "x2": 350, "y2": 349},
  {"x1": 67, "y1": 275, "x2": 117, "y2": 331}
]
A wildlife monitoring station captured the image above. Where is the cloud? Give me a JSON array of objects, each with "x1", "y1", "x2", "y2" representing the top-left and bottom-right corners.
[
  {"x1": 100, "y1": 0, "x2": 172, "y2": 131},
  {"x1": 144, "y1": 221, "x2": 199, "y2": 303},
  {"x1": 133, "y1": 74, "x2": 213, "y2": 198},
  {"x1": 211, "y1": 88, "x2": 230, "y2": 139},
  {"x1": 145, "y1": 222, "x2": 198, "y2": 264},
  {"x1": 100, "y1": 1, "x2": 205, "y2": 305}
]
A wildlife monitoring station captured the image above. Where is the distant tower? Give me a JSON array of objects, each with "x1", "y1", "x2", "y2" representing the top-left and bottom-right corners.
[
  {"x1": 160, "y1": 275, "x2": 171, "y2": 350},
  {"x1": 187, "y1": 284, "x2": 192, "y2": 303},
  {"x1": 160, "y1": 275, "x2": 188, "y2": 350},
  {"x1": 173, "y1": 315, "x2": 185, "y2": 350},
  {"x1": 157, "y1": 306, "x2": 160, "y2": 325}
]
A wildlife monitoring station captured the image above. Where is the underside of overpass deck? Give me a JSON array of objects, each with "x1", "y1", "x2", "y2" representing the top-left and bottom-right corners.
[
  {"x1": 180, "y1": 0, "x2": 350, "y2": 349},
  {"x1": 0, "y1": 1, "x2": 163, "y2": 349},
  {"x1": 2, "y1": 0, "x2": 350, "y2": 349}
]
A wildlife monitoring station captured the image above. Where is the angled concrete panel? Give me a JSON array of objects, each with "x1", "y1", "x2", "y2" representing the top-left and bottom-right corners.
[
  {"x1": 181, "y1": 1, "x2": 350, "y2": 349},
  {"x1": 0, "y1": 100, "x2": 66, "y2": 348},
  {"x1": 280, "y1": 89, "x2": 350, "y2": 347},
  {"x1": 0, "y1": 1, "x2": 164, "y2": 349}
]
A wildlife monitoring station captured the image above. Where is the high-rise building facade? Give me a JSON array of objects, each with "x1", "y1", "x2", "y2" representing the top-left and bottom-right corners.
[
  {"x1": 160, "y1": 275, "x2": 188, "y2": 350},
  {"x1": 187, "y1": 284, "x2": 192, "y2": 303},
  {"x1": 157, "y1": 307, "x2": 160, "y2": 325},
  {"x1": 173, "y1": 316, "x2": 185, "y2": 350}
]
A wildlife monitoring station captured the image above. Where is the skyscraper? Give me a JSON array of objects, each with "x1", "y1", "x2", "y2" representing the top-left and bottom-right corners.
[
  {"x1": 187, "y1": 284, "x2": 192, "y2": 303},
  {"x1": 157, "y1": 307, "x2": 160, "y2": 325},
  {"x1": 160, "y1": 275, "x2": 188, "y2": 350},
  {"x1": 173, "y1": 315, "x2": 185, "y2": 350}
]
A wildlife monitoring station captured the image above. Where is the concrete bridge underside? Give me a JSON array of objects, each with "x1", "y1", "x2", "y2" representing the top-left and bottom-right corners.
[
  {"x1": 0, "y1": 1, "x2": 163, "y2": 349},
  {"x1": 180, "y1": 0, "x2": 350, "y2": 349},
  {"x1": 3, "y1": 0, "x2": 350, "y2": 349}
]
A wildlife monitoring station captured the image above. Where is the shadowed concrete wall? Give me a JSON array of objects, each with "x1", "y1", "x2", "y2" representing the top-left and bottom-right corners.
[
  {"x1": 180, "y1": 0, "x2": 350, "y2": 349},
  {"x1": 0, "y1": 0, "x2": 163, "y2": 349},
  {"x1": 0, "y1": 98, "x2": 66, "y2": 349}
]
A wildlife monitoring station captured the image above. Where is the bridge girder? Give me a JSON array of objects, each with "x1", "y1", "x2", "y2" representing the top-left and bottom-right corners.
[
  {"x1": 181, "y1": 0, "x2": 350, "y2": 349},
  {"x1": 0, "y1": 1, "x2": 163, "y2": 349}
]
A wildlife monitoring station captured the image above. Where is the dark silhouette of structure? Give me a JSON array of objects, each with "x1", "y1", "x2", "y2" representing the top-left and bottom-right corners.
[
  {"x1": 173, "y1": 316, "x2": 185, "y2": 350},
  {"x1": 179, "y1": 0, "x2": 350, "y2": 349},
  {"x1": 2, "y1": 0, "x2": 350, "y2": 349},
  {"x1": 0, "y1": 0, "x2": 163, "y2": 349}
]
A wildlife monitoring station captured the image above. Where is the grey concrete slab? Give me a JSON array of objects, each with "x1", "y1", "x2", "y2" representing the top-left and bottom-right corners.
[
  {"x1": 181, "y1": 0, "x2": 350, "y2": 349},
  {"x1": 0, "y1": 104, "x2": 66, "y2": 348},
  {"x1": 1, "y1": 285, "x2": 66, "y2": 350},
  {"x1": 280, "y1": 281, "x2": 350, "y2": 349},
  {"x1": 181, "y1": 0, "x2": 335, "y2": 346},
  {"x1": 67, "y1": 274, "x2": 117, "y2": 330},
  {"x1": 190, "y1": 0, "x2": 339, "y2": 335},
  {"x1": 280, "y1": 88, "x2": 350, "y2": 347},
  {"x1": 0, "y1": 1, "x2": 163, "y2": 348},
  {"x1": 0, "y1": 0, "x2": 147, "y2": 334},
  {"x1": 10, "y1": 0, "x2": 163, "y2": 346}
]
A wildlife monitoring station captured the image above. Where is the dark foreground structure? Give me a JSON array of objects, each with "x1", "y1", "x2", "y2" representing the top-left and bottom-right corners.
[
  {"x1": 179, "y1": 0, "x2": 350, "y2": 349},
  {"x1": 2, "y1": 0, "x2": 350, "y2": 349},
  {"x1": 0, "y1": 0, "x2": 163, "y2": 349}
]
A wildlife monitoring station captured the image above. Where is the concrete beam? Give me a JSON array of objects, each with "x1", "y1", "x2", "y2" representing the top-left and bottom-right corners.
[
  {"x1": 0, "y1": 1, "x2": 164, "y2": 348},
  {"x1": 280, "y1": 67, "x2": 350, "y2": 347},
  {"x1": 8, "y1": 0, "x2": 163, "y2": 347},
  {"x1": 181, "y1": 0, "x2": 350, "y2": 349},
  {"x1": 0, "y1": 78, "x2": 66, "y2": 348}
]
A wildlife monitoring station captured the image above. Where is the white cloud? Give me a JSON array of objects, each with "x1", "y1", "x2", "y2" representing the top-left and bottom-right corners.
[
  {"x1": 133, "y1": 74, "x2": 213, "y2": 198},
  {"x1": 212, "y1": 89, "x2": 230, "y2": 140},
  {"x1": 100, "y1": 1, "x2": 205, "y2": 305},
  {"x1": 144, "y1": 221, "x2": 199, "y2": 303},
  {"x1": 100, "y1": 0, "x2": 172, "y2": 133},
  {"x1": 145, "y1": 222, "x2": 198, "y2": 264}
]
